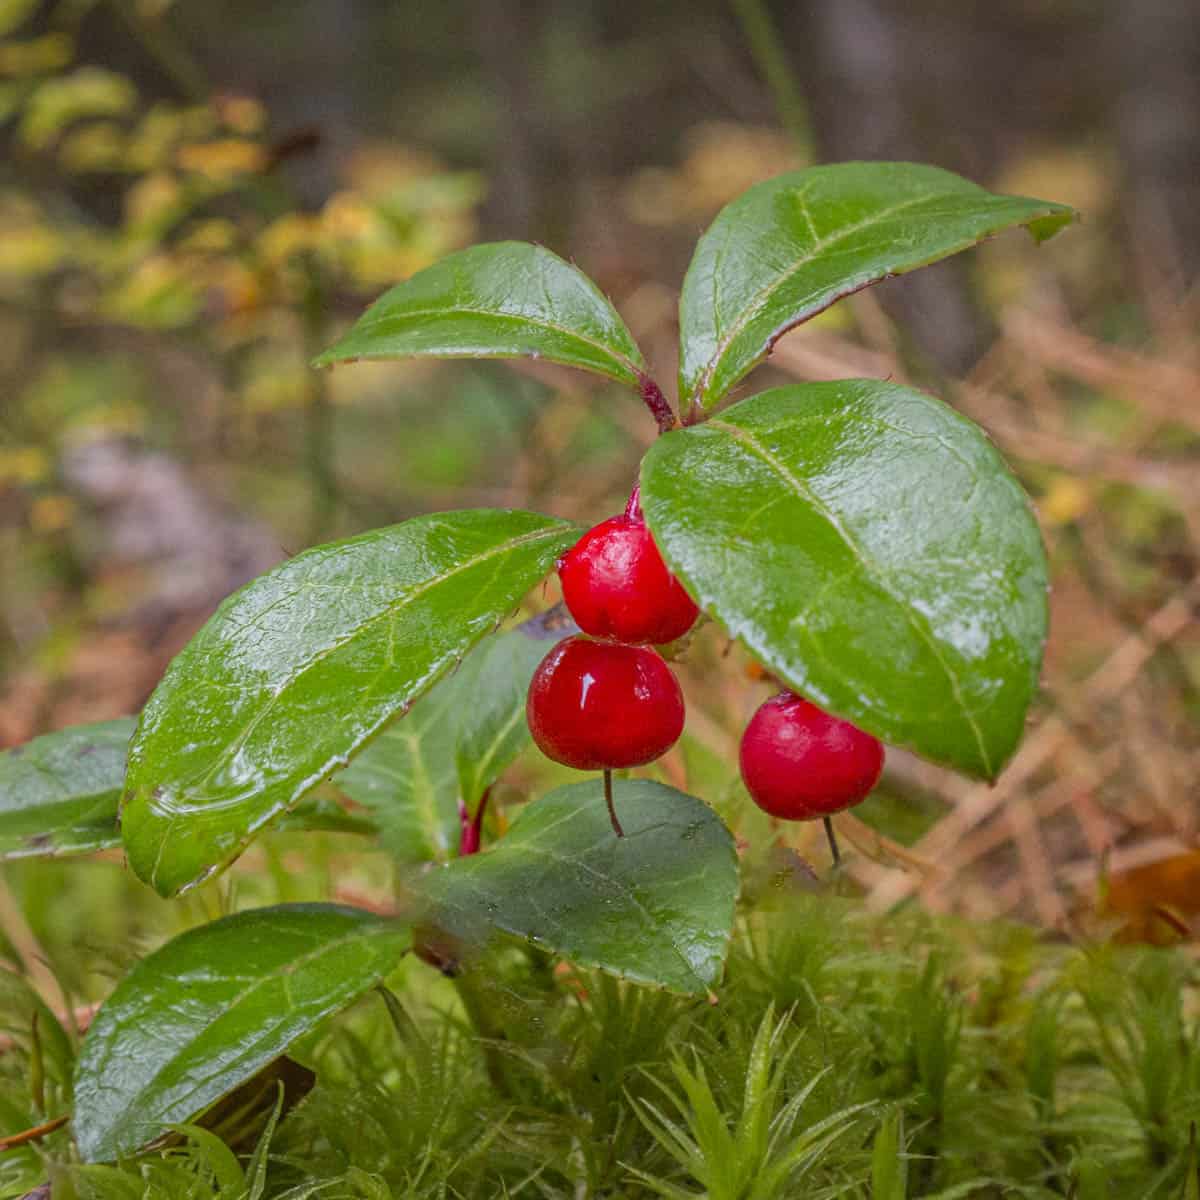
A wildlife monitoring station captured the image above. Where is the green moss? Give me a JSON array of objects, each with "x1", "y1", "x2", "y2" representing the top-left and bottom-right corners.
[{"x1": 2, "y1": 889, "x2": 1197, "y2": 1198}]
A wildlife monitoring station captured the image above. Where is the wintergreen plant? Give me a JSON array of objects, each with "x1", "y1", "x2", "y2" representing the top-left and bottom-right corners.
[{"x1": 0, "y1": 162, "x2": 1079, "y2": 1165}]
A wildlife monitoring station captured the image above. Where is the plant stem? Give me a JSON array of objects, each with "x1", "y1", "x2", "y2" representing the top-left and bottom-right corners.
[
  {"x1": 638, "y1": 374, "x2": 678, "y2": 435},
  {"x1": 625, "y1": 484, "x2": 642, "y2": 520},
  {"x1": 823, "y1": 816, "x2": 841, "y2": 868},
  {"x1": 603, "y1": 769, "x2": 624, "y2": 838},
  {"x1": 458, "y1": 787, "x2": 491, "y2": 856},
  {"x1": 729, "y1": 0, "x2": 812, "y2": 151}
]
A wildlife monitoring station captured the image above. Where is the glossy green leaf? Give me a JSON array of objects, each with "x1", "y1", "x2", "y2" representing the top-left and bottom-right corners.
[
  {"x1": 678, "y1": 162, "x2": 1075, "y2": 410},
  {"x1": 122, "y1": 510, "x2": 576, "y2": 896},
  {"x1": 338, "y1": 613, "x2": 572, "y2": 862},
  {"x1": 453, "y1": 612, "x2": 572, "y2": 807},
  {"x1": 640, "y1": 381, "x2": 1048, "y2": 779},
  {"x1": 73, "y1": 904, "x2": 410, "y2": 1163},
  {"x1": 336, "y1": 670, "x2": 461, "y2": 864},
  {"x1": 0, "y1": 719, "x2": 373, "y2": 861},
  {"x1": 0, "y1": 718, "x2": 134, "y2": 860},
  {"x1": 419, "y1": 779, "x2": 738, "y2": 994},
  {"x1": 314, "y1": 241, "x2": 646, "y2": 389}
]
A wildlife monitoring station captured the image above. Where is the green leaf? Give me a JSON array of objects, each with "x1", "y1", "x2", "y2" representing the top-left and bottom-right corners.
[
  {"x1": 336, "y1": 671, "x2": 461, "y2": 865},
  {"x1": 0, "y1": 970, "x2": 73, "y2": 1083},
  {"x1": 338, "y1": 610, "x2": 573, "y2": 863},
  {"x1": 0, "y1": 718, "x2": 134, "y2": 861},
  {"x1": 72, "y1": 903, "x2": 411, "y2": 1162},
  {"x1": 418, "y1": 779, "x2": 738, "y2": 994},
  {"x1": 0, "y1": 719, "x2": 372, "y2": 862},
  {"x1": 165, "y1": 1123, "x2": 246, "y2": 1193},
  {"x1": 278, "y1": 791, "x2": 381, "y2": 837},
  {"x1": 871, "y1": 1113, "x2": 907, "y2": 1200},
  {"x1": 640, "y1": 381, "x2": 1047, "y2": 779},
  {"x1": 121, "y1": 509, "x2": 576, "y2": 896},
  {"x1": 453, "y1": 613, "x2": 571, "y2": 807},
  {"x1": 678, "y1": 162, "x2": 1075, "y2": 411},
  {"x1": 314, "y1": 242, "x2": 646, "y2": 389}
]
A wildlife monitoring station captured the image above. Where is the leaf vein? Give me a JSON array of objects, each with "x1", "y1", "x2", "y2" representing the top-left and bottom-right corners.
[{"x1": 338, "y1": 307, "x2": 642, "y2": 383}]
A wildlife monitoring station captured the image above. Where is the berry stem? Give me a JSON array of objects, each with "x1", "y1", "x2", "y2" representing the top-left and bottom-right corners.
[
  {"x1": 823, "y1": 816, "x2": 841, "y2": 868},
  {"x1": 624, "y1": 484, "x2": 642, "y2": 520},
  {"x1": 637, "y1": 374, "x2": 678, "y2": 435},
  {"x1": 603, "y1": 769, "x2": 625, "y2": 838}
]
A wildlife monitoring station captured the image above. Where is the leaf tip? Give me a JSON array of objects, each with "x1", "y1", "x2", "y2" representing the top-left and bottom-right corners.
[{"x1": 1026, "y1": 205, "x2": 1079, "y2": 244}]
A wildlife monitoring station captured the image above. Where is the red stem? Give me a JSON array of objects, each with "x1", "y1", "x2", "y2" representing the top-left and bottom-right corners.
[
  {"x1": 458, "y1": 787, "x2": 491, "y2": 856},
  {"x1": 638, "y1": 374, "x2": 678, "y2": 435},
  {"x1": 624, "y1": 484, "x2": 642, "y2": 520}
]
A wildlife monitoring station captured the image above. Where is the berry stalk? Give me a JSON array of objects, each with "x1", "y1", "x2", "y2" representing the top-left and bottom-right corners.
[
  {"x1": 823, "y1": 816, "x2": 841, "y2": 868},
  {"x1": 603, "y1": 769, "x2": 624, "y2": 838}
]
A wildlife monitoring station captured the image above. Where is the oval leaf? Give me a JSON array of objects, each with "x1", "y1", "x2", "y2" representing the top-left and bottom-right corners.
[
  {"x1": 418, "y1": 779, "x2": 738, "y2": 994},
  {"x1": 122, "y1": 510, "x2": 576, "y2": 896},
  {"x1": 73, "y1": 903, "x2": 410, "y2": 1163},
  {"x1": 0, "y1": 718, "x2": 134, "y2": 860},
  {"x1": 314, "y1": 241, "x2": 646, "y2": 389},
  {"x1": 678, "y1": 162, "x2": 1076, "y2": 410},
  {"x1": 640, "y1": 381, "x2": 1048, "y2": 779}
]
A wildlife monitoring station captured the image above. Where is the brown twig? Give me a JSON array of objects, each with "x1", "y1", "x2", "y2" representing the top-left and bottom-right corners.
[{"x1": 0, "y1": 1114, "x2": 68, "y2": 1152}]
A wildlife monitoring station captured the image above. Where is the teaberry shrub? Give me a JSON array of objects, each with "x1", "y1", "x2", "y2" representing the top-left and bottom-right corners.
[{"x1": 0, "y1": 162, "x2": 1074, "y2": 1162}]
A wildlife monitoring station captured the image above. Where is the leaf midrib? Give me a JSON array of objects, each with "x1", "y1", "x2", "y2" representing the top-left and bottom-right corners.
[
  {"x1": 133, "y1": 520, "x2": 570, "y2": 892},
  {"x1": 690, "y1": 191, "x2": 939, "y2": 403},
  {"x1": 329, "y1": 305, "x2": 643, "y2": 383},
  {"x1": 395, "y1": 727, "x2": 452, "y2": 862},
  {"x1": 461, "y1": 700, "x2": 526, "y2": 803},
  {"x1": 164, "y1": 522, "x2": 568, "y2": 804}
]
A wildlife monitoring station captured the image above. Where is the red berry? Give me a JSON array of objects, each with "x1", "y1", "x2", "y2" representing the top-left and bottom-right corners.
[
  {"x1": 558, "y1": 514, "x2": 698, "y2": 645},
  {"x1": 739, "y1": 692, "x2": 883, "y2": 820},
  {"x1": 526, "y1": 635, "x2": 685, "y2": 770}
]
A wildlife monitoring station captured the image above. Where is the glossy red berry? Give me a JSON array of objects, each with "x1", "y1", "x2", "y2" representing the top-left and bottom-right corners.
[
  {"x1": 739, "y1": 692, "x2": 884, "y2": 820},
  {"x1": 558, "y1": 514, "x2": 698, "y2": 645},
  {"x1": 526, "y1": 635, "x2": 685, "y2": 770}
]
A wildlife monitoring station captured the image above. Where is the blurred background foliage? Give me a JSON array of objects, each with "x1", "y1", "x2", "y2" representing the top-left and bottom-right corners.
[{"x1": 0, "y1": 0, "x2": 1198, "y2": 989}]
